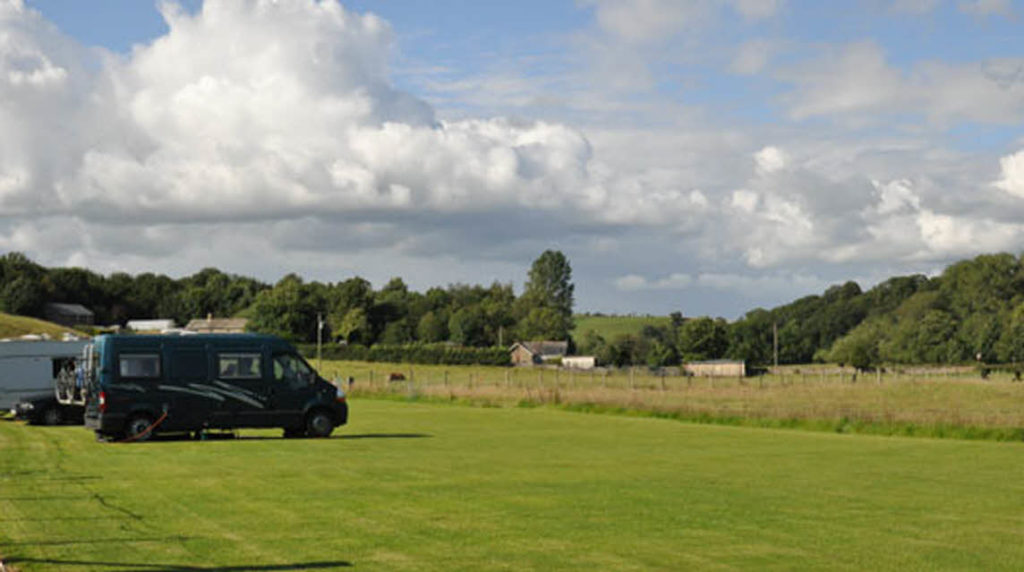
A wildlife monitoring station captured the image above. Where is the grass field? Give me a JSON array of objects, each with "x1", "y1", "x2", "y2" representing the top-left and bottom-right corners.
[
  {"x1": 0, "y1": 312, "x2": 79, "y2": 340},
  {"x1": 571, "y1": 314, "x2": 670, "y2": 340},
  {"x1": 315, "y1": 361, "x2": 1024, "y2": 441},
  {"x1": 2, "y1": 399, "x2": 1022, "y2": 571}
]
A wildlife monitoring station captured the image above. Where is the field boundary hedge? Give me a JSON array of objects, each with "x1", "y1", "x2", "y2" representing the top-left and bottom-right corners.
[{"x1": 298, "y1": 343, "x2": 510, "y2": 366}]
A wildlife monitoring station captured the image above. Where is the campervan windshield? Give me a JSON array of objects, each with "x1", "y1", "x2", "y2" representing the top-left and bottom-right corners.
[{"x1": 274, "y1": 353, "x2": 314, "y2": 386}]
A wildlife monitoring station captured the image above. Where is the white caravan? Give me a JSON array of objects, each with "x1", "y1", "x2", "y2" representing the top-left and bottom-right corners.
[{"x1": 0, "y1": 340, "x2": 89, "y2": 410}]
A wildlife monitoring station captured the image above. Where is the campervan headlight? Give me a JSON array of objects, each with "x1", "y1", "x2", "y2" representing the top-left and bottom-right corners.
[{"x1": 335, "y1": 387, "x2": 346, "y2": 403}]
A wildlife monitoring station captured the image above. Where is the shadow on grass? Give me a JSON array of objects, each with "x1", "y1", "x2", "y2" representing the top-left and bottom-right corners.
[
  {"x1": 0, "y1": 515, "x2": 124, "y2": 523},
  {"x1": 113, "y1": 432, "x2": 433, "y2": 443},
  {"x1": 0, "y1": 495, "x2": 84, "y2": 501},
  {"x1": 2, "y1": 536, "x2": 194, "y2": 547},
  {"x1": 339, "y1": 432, "x2": 431, "y2": 440},
  {"x1": 230, "y1": 432, "x2": 432, "y2": 441},
  {"x1": 4, "y1": 557, "x2": 352, "y2": 571}
]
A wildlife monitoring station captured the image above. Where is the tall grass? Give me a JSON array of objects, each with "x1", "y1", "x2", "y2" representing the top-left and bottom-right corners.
[{"x1": 318, "y1": 360, "x2": 1024, "y2": 441}]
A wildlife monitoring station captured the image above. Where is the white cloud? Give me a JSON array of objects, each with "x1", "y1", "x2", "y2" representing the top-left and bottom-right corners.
[
  {"x1": 872, "y1": 179, "x2": 921, "y2": 214},
  {"x1": 731, "y1": 39, "x2": 779, "y2": 75},
  {"x1": 614, "y1": 273, "x2": 693, "y2": 291},
  {"x1": 729, "y1": 0, "x2": 784, "y2": 19},
  {"x1": 782, "y1": 42, "x2": 1024, "y2": 125},
  {"x1": 695, "y1": 272, "x2": 827, "y2": 299},
  {"x1": 959, "y1": 0, "x2": 1013, "y2": 16},
  {"x1": 1, "y1": 1, "x2": 623, "y2": 223},
  {"x1": 580, "y1": 0, "x2": 709, "y2": 44},
  {"x1": 994, "y1": 149, "x2": 1024, "y2": 198},
  {"x1": 730, "y1": 189, "x2": 759, "y2": 213},
  {"x1": 916, "y1": 209, "x2": 1023, "y2": 254},
  {"x1": 579, "y1": 0, "x2": 781, "y2": 44},
  {"x1": 755, "y1": 146, "x2": 788, "y2": 174},
  {"x1": 891, "y1": 0, "x2": 940, "y2": 14}
]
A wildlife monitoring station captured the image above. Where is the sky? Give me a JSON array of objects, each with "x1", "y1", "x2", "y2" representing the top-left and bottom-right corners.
[{"x1": 2, "y1": 0, "x2": 1023, "y2": 319}]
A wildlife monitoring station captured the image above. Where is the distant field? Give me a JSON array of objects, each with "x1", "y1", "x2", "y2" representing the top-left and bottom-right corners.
[
  {"x1": 318, "y1": 360, "x2": 1024, "y2": 441},
  {"x1": 572, "y1": 313, "x2": 670, "y2": 340},
  {"x1": 0, "y1": 312, "x2": 79, "y2": 340},
  {"x1": 2, "y1": 399, "x2": 1022, "y2": 571}
]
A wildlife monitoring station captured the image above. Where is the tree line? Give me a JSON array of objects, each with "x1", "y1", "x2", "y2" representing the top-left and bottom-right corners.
[
  {"x1": 5, "y1": 249, "x2": 1024, "y2": 367},
  {"x1": 0, "y1": 250, "x2": 575, "y2": 347},
  {"x1": 577, "y1": 253, "x2": 1024, "y2": 369}
]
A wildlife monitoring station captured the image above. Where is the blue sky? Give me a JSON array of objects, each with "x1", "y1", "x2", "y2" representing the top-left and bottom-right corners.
[{"x1": 4, "y1": 0, "x2": 1024, "y2": 317}]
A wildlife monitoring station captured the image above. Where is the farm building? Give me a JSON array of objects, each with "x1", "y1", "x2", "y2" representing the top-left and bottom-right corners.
[
  {"x1": 509, "y1": 341, "x2": 568, "y2": 366},
  {"x1": 43, "y1": 303, "x2": 94, "y2": 327},
  {"x1": 185, "y1": 316, "x2": 248, "y2": 334},
  {"x1": 562, "y1": 356, "x2": 596, "y2": 370},
  {"x1": 126, "y1": 319, "x2": 177, "y2": 333},
  {"x1": 684, "y1": 359, "x2": 746, "y2": 377}
]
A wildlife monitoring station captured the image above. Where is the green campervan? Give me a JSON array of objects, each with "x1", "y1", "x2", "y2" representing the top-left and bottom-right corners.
[{"x1": 80, "y1": 334, "x2": 347, "y2": 441}]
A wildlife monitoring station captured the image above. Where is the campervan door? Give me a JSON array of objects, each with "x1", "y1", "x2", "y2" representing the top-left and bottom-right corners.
[{"x1": 0, "y1": 340, "x2": 88, "y2": 410}]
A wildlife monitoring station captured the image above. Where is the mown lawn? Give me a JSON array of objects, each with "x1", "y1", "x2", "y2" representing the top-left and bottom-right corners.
[{"x1": 1, "y1": 399, "x2": 1022, "y2": 571}]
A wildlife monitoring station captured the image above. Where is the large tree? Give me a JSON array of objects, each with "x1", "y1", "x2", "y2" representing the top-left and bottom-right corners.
[
  {"x1": 245, "y1": 274, "x2": 323, "y2": 342},
  {"x1": 517, "y1": 250, "x2": 574, "y2": 340}
]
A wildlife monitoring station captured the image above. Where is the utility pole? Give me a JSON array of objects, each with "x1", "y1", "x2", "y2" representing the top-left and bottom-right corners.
[
  {"x1": 773, "y1": 321, "x2": 779, "y2": 369},
  {"x1": 317, "y1": 312, "x2": 324, "y2": 372}
]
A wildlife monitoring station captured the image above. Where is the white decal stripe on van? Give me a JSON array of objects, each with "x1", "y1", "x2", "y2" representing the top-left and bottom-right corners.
[
  {"x1": 157, "y1": 385, "x2": 226, "y2": 402},
  {"x1": 212, "y1": 381, "x2": 261, "y2": 399},
  {"x1": 192, "y1": 383, "x2": 266, "y2": 409}
]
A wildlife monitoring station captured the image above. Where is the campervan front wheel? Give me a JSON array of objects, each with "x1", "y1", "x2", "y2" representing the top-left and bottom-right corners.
[
  {"x1": 305, "y1": 410, "x2": 334, "y2": 438},
  {"x1": 124, "y1": 414, "x2": 155, "y2": 442}
]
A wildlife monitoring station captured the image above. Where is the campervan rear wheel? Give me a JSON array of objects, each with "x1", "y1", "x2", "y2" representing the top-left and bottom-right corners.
[
  {"x1": 40, "y1": 407, "x2": 62, "y2": 426},
  {"x1": 305, "y1": 410, "x2": 334, "y2": 438},
  {"x1": 124, "y1": 414, "x2": 155, "y2": 442}
]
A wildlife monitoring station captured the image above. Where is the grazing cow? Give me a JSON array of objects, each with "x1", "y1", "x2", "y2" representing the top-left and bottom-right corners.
[{"x1": 388, "y1": 372, "x2": 406, "y2": 382}]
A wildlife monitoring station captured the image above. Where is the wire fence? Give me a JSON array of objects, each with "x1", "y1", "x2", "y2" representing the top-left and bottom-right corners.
[{"x1": 318, "y1": 361, "x2": 1024, "y2": 432}]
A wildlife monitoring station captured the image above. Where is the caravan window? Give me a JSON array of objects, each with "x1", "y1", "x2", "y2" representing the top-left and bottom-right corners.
[
  {"x1": 218, "y1": 353, "x2": 262, "y2": 380},
  {"x1": 52, "y1": 357, "x2": 76, "y2": 378},
  {"x1": 119, "y1": 354, "x2": 161, "y2": 379}
]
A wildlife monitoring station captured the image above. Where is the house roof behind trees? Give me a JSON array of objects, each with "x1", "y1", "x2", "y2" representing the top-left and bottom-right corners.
[
  {"x1": 185, "y1": 317, "x2": 248, "y2": 333},
  {"x1": 510, "y1": 341, "x2": 568, "y2": 358},
  {"x1": 127, "y1": 319, "x2": 177, "y2": 332}
]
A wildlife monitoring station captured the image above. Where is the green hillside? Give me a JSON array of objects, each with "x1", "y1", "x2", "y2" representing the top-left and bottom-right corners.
[
  {"x1": 572, "y1": 313, "x2": 671, "y2": 340},
  {"x1": 0, "y1": 312, "x2": 81, "y2": 340}
]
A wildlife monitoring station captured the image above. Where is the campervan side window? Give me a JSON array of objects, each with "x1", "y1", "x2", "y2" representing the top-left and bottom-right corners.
[
  {"x1": 119, "y1": 353, "x2": 161, "y2": 379},
  {"x1": 218, "y1": 353, "x2": 262, "y2": 380}
]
